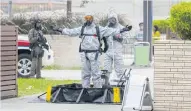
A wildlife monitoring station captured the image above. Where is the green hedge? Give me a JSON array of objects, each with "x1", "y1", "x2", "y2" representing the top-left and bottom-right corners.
[
  {"x1": 1, "y1": 12, "x2": 127, "y2": 35},
  {"x1": 153, "y1": 19, "x2": 169, "y2": 34},
  {"x1": 169, "y1": 2, "x2": 191, "y2": 40}
]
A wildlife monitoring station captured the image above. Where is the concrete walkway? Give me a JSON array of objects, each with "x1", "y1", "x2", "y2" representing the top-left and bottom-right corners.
[
  {"x1": 41, "y1": 67, "x2": 154, "y2": 81},
  {"x1": 41, "y1": 67, "x2": 154, "y2": 94},
  {"x1": 1, "y1": 67, "x2": 154, "y2": 111}
]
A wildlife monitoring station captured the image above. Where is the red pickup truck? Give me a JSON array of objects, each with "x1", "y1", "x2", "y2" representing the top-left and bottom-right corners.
[{"x1": 18, "y1": 35, "x2": 54, "y2": 78}]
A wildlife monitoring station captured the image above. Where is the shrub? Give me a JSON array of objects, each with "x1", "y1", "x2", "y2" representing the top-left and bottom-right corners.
[
  {"x1": 1, "y1": 11, "x2": 128, "y2": 34},
  {"x1": 169, "y1": 2, "x2": 191, "y2": 40},
  {"x1": 153, "y1": 19, "x2": 169, "y2": 34}
]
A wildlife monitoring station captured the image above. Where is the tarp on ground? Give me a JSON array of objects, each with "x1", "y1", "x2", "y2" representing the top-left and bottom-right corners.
[{"x1": 45, "y1": 83, "x2": 125, "y2": 104}]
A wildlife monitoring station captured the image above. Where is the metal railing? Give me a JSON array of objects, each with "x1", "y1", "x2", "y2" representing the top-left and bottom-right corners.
[{"x1": 122, "y1": 33, "x2": 137, "y2": 60}]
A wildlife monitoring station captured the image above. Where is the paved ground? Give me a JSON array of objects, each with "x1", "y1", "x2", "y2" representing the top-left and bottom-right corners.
[
  {"x1": 1, "y1": 94, "x2": 122, "y2": 111},
  {"x1": 1, "y1": 68, "x2": 154, "y2": 111}
]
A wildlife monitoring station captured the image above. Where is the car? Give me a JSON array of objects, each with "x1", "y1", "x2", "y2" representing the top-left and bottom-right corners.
[{"x1": 18, "y1": 35, "x2": 54, "y2": 78}]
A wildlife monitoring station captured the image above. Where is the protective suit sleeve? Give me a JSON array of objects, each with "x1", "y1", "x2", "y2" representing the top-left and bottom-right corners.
[
  {"x1": 62, "y1": 26, "x2": 82, "y2": 37},
  {"x1": 28, "y1": 29, "x2": 38, "y2": 43},
  {"x1": 113, "y1": 25, "x2": 125, "y2": 42},
  {"x1": 99, "y1": 26, "x2": 120, "y2": 39}
]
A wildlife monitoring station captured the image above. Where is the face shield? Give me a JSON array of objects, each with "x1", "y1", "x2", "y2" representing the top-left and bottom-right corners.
[{"x1": 108, "y1": 17, "x2": 117, "y2": 27}]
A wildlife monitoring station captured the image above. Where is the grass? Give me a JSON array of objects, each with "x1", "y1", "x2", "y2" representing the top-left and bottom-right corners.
[
  {"x1": 42, "y1": 65, "x2": 81, "y2": 70},
  {"x1": 18, "y1": 78, "x2": 80, "y2": 97},
  {"x1": 42, "y1": 65, "x2": 64, "y2": 70},
  {"x1": 42, "y1": 65, "x2": 104, "y2": 70}
]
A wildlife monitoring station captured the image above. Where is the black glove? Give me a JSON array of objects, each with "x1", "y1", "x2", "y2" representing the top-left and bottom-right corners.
[
  {"x1": 120, "y1": 25, "x2": 132, "y2": 33},
  {"x1": 50, "y1": 26, "x2": 63, "y2": 33},
  {"x1": 43, "y1": 44, "x2": 49, "y2": 50}
]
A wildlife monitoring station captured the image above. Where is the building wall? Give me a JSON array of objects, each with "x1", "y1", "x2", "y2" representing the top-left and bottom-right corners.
[
  {"x1": 46, "y1": 35, "x2": 82, "y2": 68},
  {"x1": 46, "y1": 35, "x2": 134, "y2": 68},
  {"x1": 154, "y1": 40, "x2": 191, "y2": 111}
]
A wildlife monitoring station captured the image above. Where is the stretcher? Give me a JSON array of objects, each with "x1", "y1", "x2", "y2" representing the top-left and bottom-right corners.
[
  {"x1": 38, "y1": 69, "x2": 131, "y2": 104},
  {"x1": 37, "y1": 68, "x2": 153, "y2": 111}
]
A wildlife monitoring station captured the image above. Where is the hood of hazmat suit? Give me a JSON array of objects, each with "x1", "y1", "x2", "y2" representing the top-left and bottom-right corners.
[{"x1": 106, "y1": 12, "x2": 124, "y2": 53}]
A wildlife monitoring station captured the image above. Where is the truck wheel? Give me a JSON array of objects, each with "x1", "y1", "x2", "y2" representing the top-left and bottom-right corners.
[{"x1": 18, "y1": 54, "x2": 35, "y2": 78}]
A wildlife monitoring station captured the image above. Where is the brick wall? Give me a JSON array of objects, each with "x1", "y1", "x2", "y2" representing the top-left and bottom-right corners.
[{"x1": 154, "y1": 40, "x2": 191, "y2": 111}]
